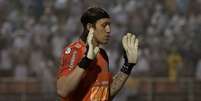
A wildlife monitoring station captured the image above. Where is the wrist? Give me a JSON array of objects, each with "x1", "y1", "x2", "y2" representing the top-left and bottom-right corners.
[
  {"x1": 120, "y1": 62, "x2": 135, "y2": 75},
  {"x1": 78, "y1": 56, "x2": 93, "y2": 69}
]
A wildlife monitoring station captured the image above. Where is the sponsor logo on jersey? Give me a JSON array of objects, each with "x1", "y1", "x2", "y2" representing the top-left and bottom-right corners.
[{"x1": 68, "y1": 51, "x2": 77, "y2": 69}]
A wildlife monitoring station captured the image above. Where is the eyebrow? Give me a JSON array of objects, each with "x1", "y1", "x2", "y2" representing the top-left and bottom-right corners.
[{"x1": 102, "y1": 21, "x2": 111, "y2": 25}]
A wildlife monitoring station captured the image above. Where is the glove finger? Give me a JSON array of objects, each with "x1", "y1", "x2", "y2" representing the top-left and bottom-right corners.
[
  {"x1": 127, "y1": 33, "x2": 131, "y2": 48},
  {"x1": 122, "y1": 35, "x2": 128, "y2": 51},
  {"x1": 134, "y1": 38, "x2": 139, "y2": 50},
  {"x1": 131, "y1": 34, "x2": 135, "y2": 49},
  {"x1": 87, "y1": 28, "x2": 94, "y2": 45}
]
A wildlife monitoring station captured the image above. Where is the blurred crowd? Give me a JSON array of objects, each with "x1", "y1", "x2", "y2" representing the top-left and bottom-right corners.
[{"x1": 0, "y1": 0, "x2": 201, "y2": 96}]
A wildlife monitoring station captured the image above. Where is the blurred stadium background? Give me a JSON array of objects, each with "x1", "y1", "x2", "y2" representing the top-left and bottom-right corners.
[{"x1": 0, "y1": 0, "x2": 201, "y2": 101}]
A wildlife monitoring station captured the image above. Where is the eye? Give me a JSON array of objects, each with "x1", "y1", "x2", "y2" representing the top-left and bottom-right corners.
[
  {"x1": 102, "y1": 22, "x2": 110, "y2": 28},
  {"x1": 101, "y1": 23, "x2": 107, "y2": 27}
]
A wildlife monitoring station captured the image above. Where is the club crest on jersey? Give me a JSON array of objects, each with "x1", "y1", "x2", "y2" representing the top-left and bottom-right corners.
[{"x1": 65, "y1": 48, "x2": 71, "y2": 54}]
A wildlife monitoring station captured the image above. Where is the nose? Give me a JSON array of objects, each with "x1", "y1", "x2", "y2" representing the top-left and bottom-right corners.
[{"x1": 105, "y1": 25, "x2": 111, "y2": 33}]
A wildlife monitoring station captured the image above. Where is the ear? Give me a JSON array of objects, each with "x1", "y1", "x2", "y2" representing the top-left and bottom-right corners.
[{"x1": 87, "y1": 23, "x2": 93, "y2": 31}]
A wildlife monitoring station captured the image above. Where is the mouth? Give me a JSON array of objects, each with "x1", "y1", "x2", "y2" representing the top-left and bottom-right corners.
[{"x1": 106, "y1": 35, "x2": 110, "y2": 40}]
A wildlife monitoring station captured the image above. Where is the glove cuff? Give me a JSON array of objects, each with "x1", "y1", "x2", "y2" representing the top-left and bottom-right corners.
[
  {"x1": 120, "y1": 62, "x2": 135, "y2": 75},
  {"x1": 78, "y1": 56, "x2": 93, "y2": 69}
]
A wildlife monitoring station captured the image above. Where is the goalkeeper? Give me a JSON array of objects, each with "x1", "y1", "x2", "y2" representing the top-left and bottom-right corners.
[{"x1": 56, "y1": 7, "x2": 139, "y2": 101}]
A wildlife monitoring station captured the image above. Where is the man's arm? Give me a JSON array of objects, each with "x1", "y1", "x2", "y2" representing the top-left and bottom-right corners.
[
  {"x1": 110, "y1": 71, "x2": 129, "y2": 98},
  {"x1": 57, "y1": 66, "x2": 85, "y2": 97},
  {"x1": 57, "y1": 28, "x2": 99, "y2": 98},
  {"x1": 110, "y1": 33, "x2": 139, "y2": 98}
]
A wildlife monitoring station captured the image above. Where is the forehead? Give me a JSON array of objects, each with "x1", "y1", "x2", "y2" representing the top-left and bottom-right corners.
[{"x1": 96, "y1": 18, "x2": 111, "y2": 24}]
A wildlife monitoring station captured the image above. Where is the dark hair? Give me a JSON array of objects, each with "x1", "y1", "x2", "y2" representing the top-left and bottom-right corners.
[{"x1": 80, "y1": 7, "x2": 110, "y2": 42}]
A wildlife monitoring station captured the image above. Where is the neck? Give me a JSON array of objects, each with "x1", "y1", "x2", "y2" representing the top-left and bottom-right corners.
[{"x1": 92, "y1": 38, "x2": 99, "y2": 47}]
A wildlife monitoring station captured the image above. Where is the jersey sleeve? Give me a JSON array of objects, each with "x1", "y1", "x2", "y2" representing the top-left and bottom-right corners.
[{"x1": 57, "y1": 45, "x2": 84, "y2": 79}]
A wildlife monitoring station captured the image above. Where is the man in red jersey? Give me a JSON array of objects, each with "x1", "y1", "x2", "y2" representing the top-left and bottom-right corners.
[{"x1": 56, "y1": 7, "x2": 139, "y2": 101}]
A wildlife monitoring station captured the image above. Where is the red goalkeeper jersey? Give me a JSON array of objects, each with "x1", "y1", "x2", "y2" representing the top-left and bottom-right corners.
[{"x1": 57, "y1": 39, "x2": 112, "y2": 101}]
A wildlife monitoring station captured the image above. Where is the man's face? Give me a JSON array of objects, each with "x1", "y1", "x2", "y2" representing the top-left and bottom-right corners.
[{"x1": 93, "y1": 18, "x2": 111, "y2": 44}]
